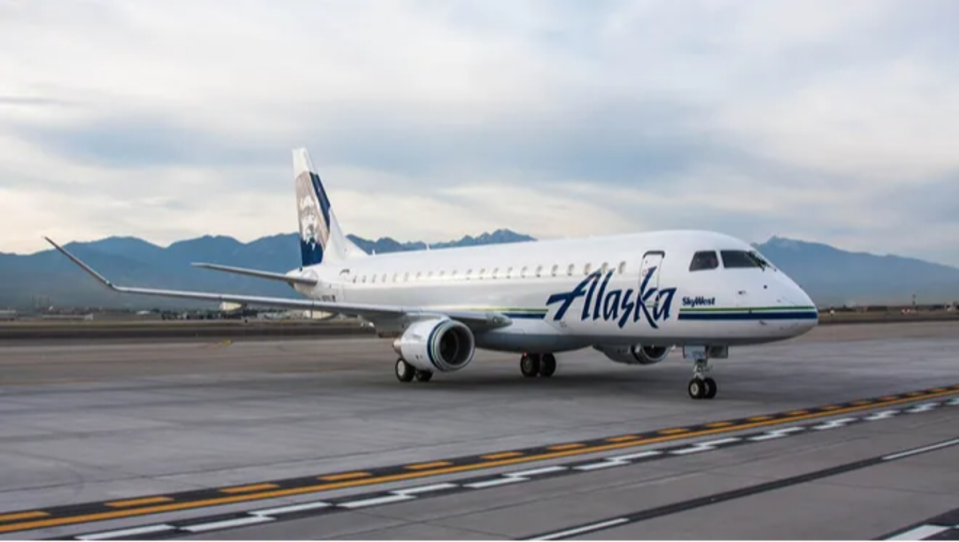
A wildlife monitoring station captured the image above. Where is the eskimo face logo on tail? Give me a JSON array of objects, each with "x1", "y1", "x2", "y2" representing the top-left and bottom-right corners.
[
  {"x1": 545, "y1": 266, "x2": 677, "y2": 329},
  {"x1": 295, "y1": 172, "x2": 330, "y2": 266}
]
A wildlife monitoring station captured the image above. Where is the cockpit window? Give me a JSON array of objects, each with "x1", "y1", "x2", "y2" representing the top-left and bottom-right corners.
[
  {"x1": 689, "y1": 250, "x2": 719, "y2": 271},
  {"x1": 721, "y1": 250, "x2": 772, "y2": 270}
]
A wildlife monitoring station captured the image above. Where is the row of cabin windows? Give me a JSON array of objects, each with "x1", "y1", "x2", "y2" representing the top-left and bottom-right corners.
[
  {"x1": 689, "y1": 249, "x2": 772, "y2": 272},
  {"x1": 350, "y1": 261, "x2": 629, "y2": 285}
]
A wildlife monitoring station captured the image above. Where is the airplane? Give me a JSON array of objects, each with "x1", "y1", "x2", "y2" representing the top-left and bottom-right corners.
[{"x1": 46, "y1": 148, "x2": 819, "y2": 400}]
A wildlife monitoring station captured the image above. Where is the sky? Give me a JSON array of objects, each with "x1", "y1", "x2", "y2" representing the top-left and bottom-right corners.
[{"x1": 1, "y1": 0, "x2": 957, "y2": 266}]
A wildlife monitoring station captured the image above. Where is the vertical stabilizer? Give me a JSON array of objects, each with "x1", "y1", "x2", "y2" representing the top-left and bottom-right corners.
[{"x1": 293, "y1": 148, "x2": 366, "y2": 266}]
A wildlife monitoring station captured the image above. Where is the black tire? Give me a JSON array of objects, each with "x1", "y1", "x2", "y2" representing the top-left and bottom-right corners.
[
  {"x1": 415, "y1": 370, "x2": 433, "y2": 382},
  {"x1": 704, "y1": 377, "x2": 717, "y2": 399},
  {"x1": 540, "y1": 354, "x2": 557, "y2": 377},
  {"x1": 688, "y1": 378, "x2": 705, "y2": 399},
  {"x1": 520, "y1": 354, "x2": 540, "y2": 378},
  {"x1": 396, "y1": 358, "x2": 415, "y2": 383}
]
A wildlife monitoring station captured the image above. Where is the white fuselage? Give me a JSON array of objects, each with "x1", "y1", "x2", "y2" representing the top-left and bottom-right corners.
[{"x1": 289, "y1": 230, "x2": 818, "y2": 354}]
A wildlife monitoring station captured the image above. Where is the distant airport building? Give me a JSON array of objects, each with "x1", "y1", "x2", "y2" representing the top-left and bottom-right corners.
[{"x1": 0, "y1": 309, "x2": 17, "y2": 321}]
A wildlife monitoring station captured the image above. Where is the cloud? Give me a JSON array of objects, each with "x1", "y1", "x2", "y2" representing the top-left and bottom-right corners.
[{"x1": 1, "y1": 0, "x2": 958, "y2": 267}]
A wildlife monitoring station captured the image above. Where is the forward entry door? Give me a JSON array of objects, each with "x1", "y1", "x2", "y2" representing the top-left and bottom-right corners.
[{"x1": 639, "y1": 250, "x2": 665, "y2": 310}]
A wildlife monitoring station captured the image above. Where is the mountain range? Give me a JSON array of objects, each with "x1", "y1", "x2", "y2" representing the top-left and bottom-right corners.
[{"x1": 1, "y1": 229, "x2": 957, "y2": 310}]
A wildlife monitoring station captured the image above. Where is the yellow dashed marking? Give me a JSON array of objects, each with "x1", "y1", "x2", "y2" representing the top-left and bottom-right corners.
[
  {"x1": 748, "y1": 416, "x2": 773, "y2": 422},
  {"x1": 0, "y1": 511, "x2": 48, "y2": 522},
  {"x1": 320, "y1": 472, "x2": 371, "y2": 482},
  {"x1": 548, "y1": 443, "x2": 586, "y2": 451},
  {"x1": 706, "y1": 421, "x2": 734, "y2": 428},
  {"x1": 406, "y1": 461, "x2": 452, "y2": 470},
  {"x1": 821, "y1": 405, "x2": 841, "y2": 411},
  {"x1": 659, "y1": 428, "x2": 689, "y2": 435},
  {"x1": 907, "y1": 391, "x2": 924, "y2": 396},
  {"x1": 106, "y1": 497, "x2": 173, "y2": 508},
  {"x1": 220, "y1": 484, "x2": 279, "y2": 494},
  {"x1": 881, "y1": 396, "x2": 899, "y2": 401},
  {"x1": 607, "y1": 435, "x2": 640, "y2": 442},
  {"x1": 933, "y1": 388, "x2": 947, "y2": 393},
  {"x1": 482, "y1": 452, "x2": 523, "y2": 460},
  {"x1": 787, "y1": 410, "x2": 808, "y2": 416},
  {"x1": 852, "y1": 400, "x2": 873, "y2": 406}
]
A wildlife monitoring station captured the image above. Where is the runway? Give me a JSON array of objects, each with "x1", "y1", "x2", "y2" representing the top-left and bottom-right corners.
[{"x1": 0, "y1": 321, "x2": 957, "y2": 540}]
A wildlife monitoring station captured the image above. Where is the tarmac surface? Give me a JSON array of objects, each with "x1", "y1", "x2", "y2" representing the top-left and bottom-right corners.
[{"x1": 0, "y1": 321, "x2": 957, "y2": 539}]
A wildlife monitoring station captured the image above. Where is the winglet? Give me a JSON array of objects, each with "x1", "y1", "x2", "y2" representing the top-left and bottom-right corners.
[{"x1": 43, "y1": 237, "x2": 116, "y2": 290}]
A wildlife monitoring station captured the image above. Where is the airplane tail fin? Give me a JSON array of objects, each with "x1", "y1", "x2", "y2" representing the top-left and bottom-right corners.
[{"x1": 293, "y1": 148, "x2": 366, "y2": 267}]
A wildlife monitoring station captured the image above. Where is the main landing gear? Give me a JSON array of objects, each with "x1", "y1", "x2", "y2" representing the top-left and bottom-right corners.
[
  {"x1": 395, "y1": 358, "x2": 433, "y2": 383},
  {"x1": 520, "y1": 353, "x2": 557, "y2": 378}
]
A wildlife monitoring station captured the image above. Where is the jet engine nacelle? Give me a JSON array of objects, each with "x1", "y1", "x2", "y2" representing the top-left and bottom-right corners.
[
  {"x1": 594, "y1": 344, "x2": 671, "y2": 365},
  {"x1": 392, "y1": 318, "x2": 476, "y2": 373}
]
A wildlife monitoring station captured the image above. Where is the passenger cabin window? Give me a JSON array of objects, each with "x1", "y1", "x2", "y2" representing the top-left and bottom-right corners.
[
  {"x1": 567, "y1": 264, "x2": 575, "y2": 276},
  {"x1": 689, "y1": 251, "x2": 720, "y2": 271},
  {"x1": 618, "y1": 261, "x2": 627, "y2": 274},
  {"x1": 551, "y1": 264, "x2": 559, "y2": 277}
]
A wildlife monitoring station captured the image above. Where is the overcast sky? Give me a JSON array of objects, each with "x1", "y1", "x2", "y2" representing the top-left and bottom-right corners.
[{"x1": 2, "y1": 0, "x2": 957, "y2": 266}]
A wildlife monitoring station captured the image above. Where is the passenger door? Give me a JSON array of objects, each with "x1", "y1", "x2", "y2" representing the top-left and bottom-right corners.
[{"x1": 639, "y1": 250, "x2": 665, "y2": 310}]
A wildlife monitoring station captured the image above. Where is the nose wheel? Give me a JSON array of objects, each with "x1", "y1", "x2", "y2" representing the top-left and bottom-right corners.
[
  {"x1": 688, "y1": 356, "x2": 717, "y2": 400},
  {"x1": 520, "y1": 353, "x2": 557, "y2": 378},
  {"x1": 688, "y1": 376, "x2": 717, "y2": 399}
]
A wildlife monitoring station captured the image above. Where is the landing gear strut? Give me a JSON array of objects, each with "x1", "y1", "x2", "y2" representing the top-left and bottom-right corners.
[
  {"x1": 395, "y1": 358, "x2": 433, "y2": 383},
  {"x1": 520, "y1": 353, "x2": 556, "y2": 378},
  {"x1": 685, "y1": 346, "x2": 721, "y2": 400}
]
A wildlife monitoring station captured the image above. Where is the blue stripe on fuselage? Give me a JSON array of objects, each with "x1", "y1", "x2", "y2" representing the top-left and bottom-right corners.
[{"x1": 677, "y1": 311, "x2": 819, "y2": 321}]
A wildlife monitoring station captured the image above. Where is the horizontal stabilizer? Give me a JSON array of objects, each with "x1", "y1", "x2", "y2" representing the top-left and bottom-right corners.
[{"x1": 192, "y1": 262, "x2": 318, "y2": 286}]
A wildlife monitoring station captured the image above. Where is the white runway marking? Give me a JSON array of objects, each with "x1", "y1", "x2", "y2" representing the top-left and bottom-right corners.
[
  {"x1": 865, "y1": 410, "x2": 900, "y2": 421},
  {"x1": 670, "y1": 437, "x2": 741, "y2": 455},
  {"x1": 885, "y1": 524, "x2": 952, "y2": 540},
  {"x1": 182, "y1": 516, "x2": 274, "y2": 533},
  {"x1": 531, "y1": 518, "x2": 630, "y2": 540},
  {"x1": 905, "y1": 403, "x2": 938, "y2": 413},
  {"x1": 250, "y1": 502, "x2": 331, "y2": 516},
  {"x1": 748, "y1": 427, "x2": 805, "y2": 441},
  {"x1": 78, "y1": 525, "x2": 176, "y2": 540},
  {"x1": 811, "y1": 417, "x2": 857, "y2": 430},
  {"x1": 465, "y1": 477, "x2": 527, "y2": 489},
  {"x1": 393, "y1": 483, "x2": 458, "y2": 496},
  {"x1": 882, "y1": 438, "x2": 959, "y2": 461},
  {"x1": 338, "y1": 494, "x2": 414, "y2": 509}
]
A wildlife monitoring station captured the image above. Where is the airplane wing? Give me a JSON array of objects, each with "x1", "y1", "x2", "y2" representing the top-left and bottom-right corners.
[
  {"x1": 191, "y1": 262, "x2": 318, "y2": 286},
  {"x1": 44, "y1": 238, "x2": 512, "y2": 330}
]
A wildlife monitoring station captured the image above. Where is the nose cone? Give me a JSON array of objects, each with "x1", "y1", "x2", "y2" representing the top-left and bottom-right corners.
[{"x1": 783, "y1": 276, "x2": 819, "y2": 334}]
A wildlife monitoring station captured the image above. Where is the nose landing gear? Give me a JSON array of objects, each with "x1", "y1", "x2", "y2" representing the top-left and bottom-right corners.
[{"x1": 684, "y1": 345, "x2": 725, "y2": 400}]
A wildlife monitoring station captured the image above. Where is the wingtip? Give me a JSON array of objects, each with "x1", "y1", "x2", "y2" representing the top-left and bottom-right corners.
[{"x1": 43, "y1": 236, "x2": 66, "y2": 252}]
